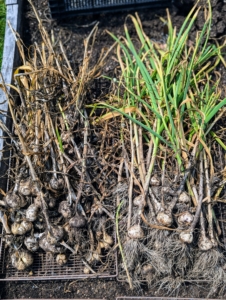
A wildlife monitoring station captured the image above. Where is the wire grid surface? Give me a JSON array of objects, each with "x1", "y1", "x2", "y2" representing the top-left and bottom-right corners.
[
  {"x1": 0, "y1": 206, "x2": 117, "y2": 280},
  {"x1": 0, "y1": 152, "x2": 117, "y2": 280},
  {"x1": 0, "y1": 237, "x2": 117, "y2": 280}
]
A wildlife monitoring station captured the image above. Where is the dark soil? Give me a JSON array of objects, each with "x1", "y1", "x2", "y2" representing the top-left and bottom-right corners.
[{"x1": 0, "y1": 0, "x2": 226, "y2": 299}]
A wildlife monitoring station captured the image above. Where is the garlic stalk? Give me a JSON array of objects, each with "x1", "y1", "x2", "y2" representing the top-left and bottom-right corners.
[
  {"x1": 45, "y1": 130, "x2": 64, "y2": 191},
  {"x1": 204, "y1": 151, "x2": 217, "y2": 247},
  {"x1": 179, "y1": 153, "x2": 204, "y2": 244},
  {"x1": 4, "y1": 169, "x2": 27, "y2": 210},
  {"x1": 198, "y1": 211, "x2": 213, "y2": 251},
  {"x1": 0, "y1": 210, "x2": 11, "y2": 234}
]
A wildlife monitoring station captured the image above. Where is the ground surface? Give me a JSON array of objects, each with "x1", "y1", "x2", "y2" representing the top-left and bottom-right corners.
[{"x1": 0, "y1": 0, "x2": 226, "y2": 298}]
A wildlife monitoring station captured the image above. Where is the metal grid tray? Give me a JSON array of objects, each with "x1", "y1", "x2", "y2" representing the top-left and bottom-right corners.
[
  {"x1": 0, "y1": 188, "x2": 117, "y2": 281},
  {"x1": 0, "y1": 142, "x2": 117, "y2": 281},
  {"x1": 0, "y1": 239, "x2": 117, "y2": 281},
  {"x1": 48, "y1": 0, "x2": 172, "y2": 18}
]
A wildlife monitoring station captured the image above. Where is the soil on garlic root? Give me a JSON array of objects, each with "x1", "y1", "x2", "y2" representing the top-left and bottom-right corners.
[{"x1": 1, "y1": 0, "x2": 226, "y2": 299}]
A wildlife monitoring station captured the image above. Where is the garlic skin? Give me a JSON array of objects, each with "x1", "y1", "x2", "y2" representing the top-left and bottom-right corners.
[
  {"x1": 179, "y1": 192, "x2": 190, "y2": 204},
  {"x1": 128, "y1": 224, "x2": 144, "y2": 239},
  {"x1": 11, "y1": 220, "x2": 33, "y2": 235},
  {"x1": 4, "y1": 192, "x2": 27, "y2": 210},
  {"x1": 56, "y1": 253, "x2": 67, "y2": 266},
  {"x1": 179, "y1": 230, "x2": 193, "y2": 244},
  {"x1": 24, "y1": 236, "x2": 39, "y2": 252},
  {"x1": 177, "y1": 211, "x2": 194, "y2": 227},
  {"x1": 26, "y1": 204, "x2": 39, "y2": 222},
  {"x1": 11, "y1": 249, "x2": 33, "y2": 271},
  {"x1": 156, "y1": 212, "x2": 172, "y2": 227},
  {"x1": 58, "y1": 201, "x2": 72, "y2": 219}
]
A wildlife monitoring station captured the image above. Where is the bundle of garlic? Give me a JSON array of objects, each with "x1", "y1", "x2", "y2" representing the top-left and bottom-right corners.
[{"x1": 0, "y1": 1, "x2": 116, "y2": 274}]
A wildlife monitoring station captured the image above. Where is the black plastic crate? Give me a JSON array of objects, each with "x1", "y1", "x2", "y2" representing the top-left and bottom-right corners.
[{"x1": 48, "y1": 0, "x2": 172, "y2": 18}]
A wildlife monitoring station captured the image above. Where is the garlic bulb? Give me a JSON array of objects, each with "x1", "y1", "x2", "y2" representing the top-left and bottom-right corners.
[
  {"x1": 154, "y1": 240, "x2": 162, "y2": 250},
  {"x1": 179, "y1": 230, "x2": 193, "y2": 244},
  {"x1": 99, "y1": 231, "x2": 114, "y2": 250},
  {"x1": 150, "y1": 175, "x2": 161, "y2": 186},
  {"x1": 161, "y1": 186, "x2": 175, "y2": 195},
  {"x1": 83, "y1": 266, "x2": 90, "y2": 274},
  {"x1": 34, "y1": 219, "x2": 44, "y2": 230},
  {"x1": 177, "y1": 211, "x2": 194, "y2": 227},
  {"x1": 56, "y1": 253, "x2": 67, "y2": 266},
  {"x1": 4, "y1": 192, "x2": 27, "y2": 210},
  {"x1": 11, "y1": 249, "x2": 33, "y2": 271},
  {"x1": 26, "y1": 204, "x2": 39, "y2": 222},
  {"x1": 11, "y1": 220, "x2": 33, "y2": 235},
  {"x1": 58, "y1": 201, "x2": 72, "y2": 219},
  {"x1": 18, "y1": 178, "x2": 32, "y2": 196},
  {"x1": 128, "y1": 224, "x2": 144, "y2": 239},
  {"x1": 47, "y1": 197, "x2": 56, "y2": 209},
  {"x1": 46, "y1": 225, "x2": 64, "y2": 245},
  {"x1": 179, "y1": 192, "x2": 190, "y2": 204},
  {"x1": 198, "y1": 235, "x2": 213, "y2": 251},
  {"x1": 24, "y1": 236, "x2": 39, "y2": 252},
  {"x1": 50, "y1": 177, "x2": 64, "y2": 190},
  {"x1": 156, "y1": 212, "x2": 172, "y2": 227},
  {"x1": 141, "y1": 264, "x2": 153, "y2": 276},
  {"x1": 133, "y1": 195, "x2": 146, "y2": 209},
  {"x1": 69, "y1": 215, "x2": 86, "y2": 228},
  {"x1": 39, "y1": 234, "x2": 62, "y2": 253}
]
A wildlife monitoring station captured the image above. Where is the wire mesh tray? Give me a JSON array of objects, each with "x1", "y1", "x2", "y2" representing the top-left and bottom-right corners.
[
  {"x1": 0, "y1": 152, "x2": 117, "y2": 281},
  {"x1": 0, "y1": 200, "x2": 117, "y2": 281},
  {"x1": 0, "y1": 239, "x2": 117, "y2": 281},
  {"x1": 48, "y1": 0, "x2": 172, "y2": 18}
]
